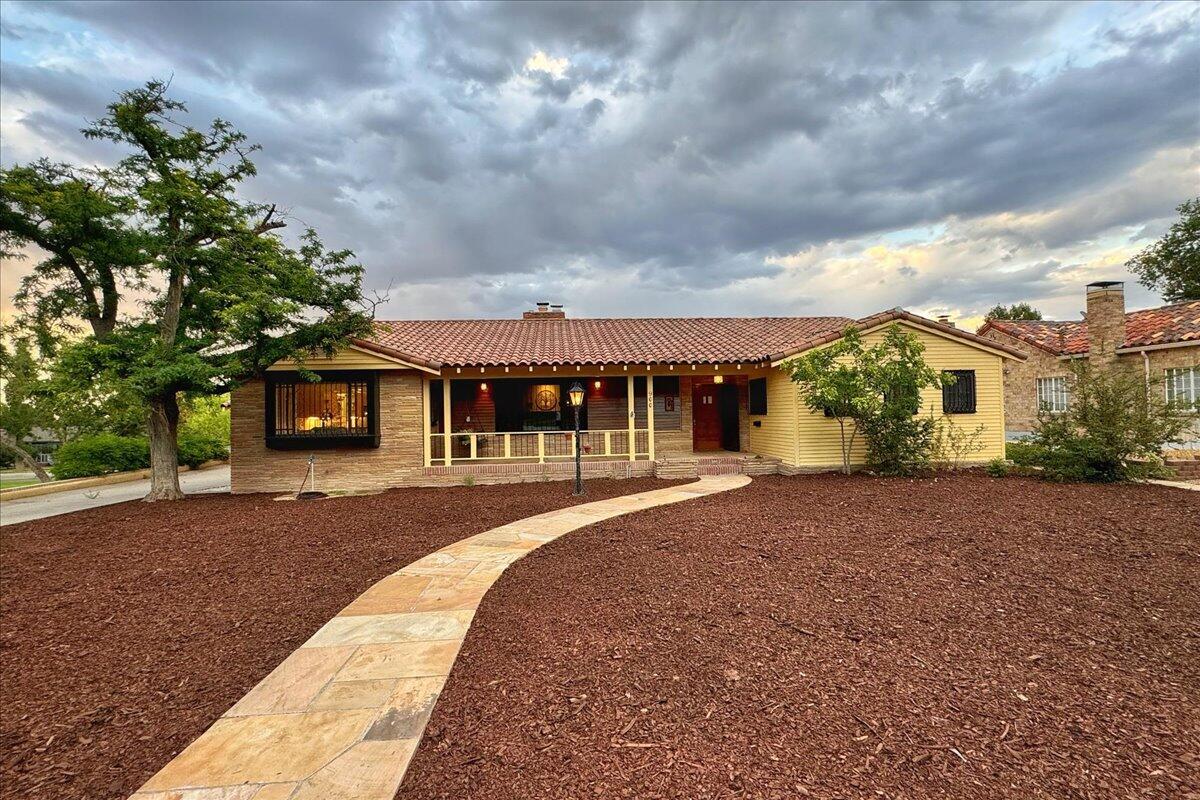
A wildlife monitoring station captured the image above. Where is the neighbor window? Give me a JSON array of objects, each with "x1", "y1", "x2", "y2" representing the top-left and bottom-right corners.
[
  {"x1": 1165, "y1": 367, "x2": 1198, "y2": 410},
  {"x1": 941, "y1": 370, "x2": 976, "y2": 414},
  {"x1": 749, "y1": 378, "x2": 768, "y2": 415},
  {"x1": 1036, "y1": 376, "x2": 1069, "y2": 414},
  {"x1": 266, "y1": 371, "x2": 380, "y2": 449}
]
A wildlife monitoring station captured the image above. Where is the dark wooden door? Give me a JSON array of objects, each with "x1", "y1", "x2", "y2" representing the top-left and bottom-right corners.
[
  {"x1": 692, "y1": 383, "x2": 722, "y2": 451},
  {"x1": 718, "y1": 383, "x2": 740, "y2": 451}
]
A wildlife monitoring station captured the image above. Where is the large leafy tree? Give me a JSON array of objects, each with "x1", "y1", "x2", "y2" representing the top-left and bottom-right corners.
[
  {"x1": 1, "y1": 81, "x2": 373, "y2": 500},
  {"x1": 0, "y1": 338, "x2": 52, "y2": 481},
  {"x1": 986, "y1": 302, "x2": 1043, "y2": 320},
  {"x1": 1126, "y1": 197, "x2": 1200, "y2": 303}
]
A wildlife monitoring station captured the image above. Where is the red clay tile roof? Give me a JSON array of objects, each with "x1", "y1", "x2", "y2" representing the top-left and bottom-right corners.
[
  {"x1": 354, "y1": 309, "x2": 1028, "y2": 368},
  {"x1": 977, "y1": 300, "x2": 1200, "y2": 356},
  {"x1": 359, "y1": 317, "x2": 852, "y2": 367}
]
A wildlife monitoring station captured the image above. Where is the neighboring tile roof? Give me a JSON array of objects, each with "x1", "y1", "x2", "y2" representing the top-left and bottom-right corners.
[
  {"x1": 353, "y1": 309, "x2": 1028, "y2": 369},
  {"x1": 977, "y1": 300, "x2": 1200, "y2": 356}
]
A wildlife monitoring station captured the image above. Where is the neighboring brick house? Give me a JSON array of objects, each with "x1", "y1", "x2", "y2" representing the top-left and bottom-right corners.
[
  {"x1": 977, "y1": 282, "x2": 1200, "y2": 446},
  {"x1": 230, "y1": 305, "x2": 1026, "y2": 493}
]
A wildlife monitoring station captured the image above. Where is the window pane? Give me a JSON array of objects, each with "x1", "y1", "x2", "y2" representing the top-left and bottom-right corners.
[
  {"x1": 1037, "y1": 376, "x2": 1068, "y2": 413},
  {"x1": 275, "y1": 381, "x2": 370, "y2": 435}
]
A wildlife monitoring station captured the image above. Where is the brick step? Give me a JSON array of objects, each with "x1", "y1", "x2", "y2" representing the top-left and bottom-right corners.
[{"x1": 654, "y1": 454, "x2": 782, "y2": 479}]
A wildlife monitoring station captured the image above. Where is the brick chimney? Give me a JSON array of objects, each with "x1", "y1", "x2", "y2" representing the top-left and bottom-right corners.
[
  {"x1": 935, "y1": 314, "x2": 955, "y2": 328},
  {"x1": 522, "y1": 301, "x2": 566, "y2": 320},
  {"x1": 1085, "y1": 281, "x2": 1125, "y2": 367}
]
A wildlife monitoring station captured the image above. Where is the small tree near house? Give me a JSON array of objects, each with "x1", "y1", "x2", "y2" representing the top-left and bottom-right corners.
[
  {"x1": 784, "y1": 324, "x2": 948, "y2": 476},
  {"x1": 783, "y1": 326, "x2": 874, "y2": 474},
  {"x1": 1, "y1": 81, "x2": 375, "y2": 500}
]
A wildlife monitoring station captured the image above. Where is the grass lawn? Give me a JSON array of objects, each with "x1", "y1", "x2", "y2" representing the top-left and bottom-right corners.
[
  {"x1": 398, "y1": 474, "x2": 1199, "y2": 800},
  {"x1": 0, "y1": 477, "x2": 678, "y2": 800},
  {"x1": 0, "y1": 472, "x2": 44, "y2": 490}
]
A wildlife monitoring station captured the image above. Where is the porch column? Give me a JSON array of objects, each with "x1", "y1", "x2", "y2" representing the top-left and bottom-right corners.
[
  {"x1": 422, "y1": 377, "x2": 431, "y2": 467},
  {"x1": 442, "y1": 377, "x2": 452, "y2": 466},
  {"x1": 646, "y1": 375, "x2": 655, "y2": 461},
  {"x1": 626, "y1": 375, "x2": 635, "y2": 461}
]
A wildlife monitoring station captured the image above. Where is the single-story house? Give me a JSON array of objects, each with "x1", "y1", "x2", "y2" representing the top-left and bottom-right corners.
[
  {"x1": 230, "y1": 304, "x2": 1027, "y2": 493},
  {"x1": 977, "y1": 282, "x2": 1199, "y2": 445}
]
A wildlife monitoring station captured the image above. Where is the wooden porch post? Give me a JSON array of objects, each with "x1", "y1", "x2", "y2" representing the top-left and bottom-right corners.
[
  {"x1": 422, "y1": 377, "x2": 431, "y2": 467},
  {"x1": 626, "y1": 375, "x2": 635, "y2": 461},
  {"x1": 442, "y1": 377, "x2": 452, "y2": 466},
  {"x1": 647, "y1": 375, "x2": 655, "y2": 461}
]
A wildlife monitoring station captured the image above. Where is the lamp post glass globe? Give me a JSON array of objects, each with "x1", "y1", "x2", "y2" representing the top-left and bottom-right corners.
[{"x1": 568, "y1": 381, "x2": 585, "y2": 495}]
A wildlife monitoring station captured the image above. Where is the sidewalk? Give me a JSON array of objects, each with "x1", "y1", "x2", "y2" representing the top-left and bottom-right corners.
[{"x1": 0, "y1": 466, "x2": 231, "y2": 526}]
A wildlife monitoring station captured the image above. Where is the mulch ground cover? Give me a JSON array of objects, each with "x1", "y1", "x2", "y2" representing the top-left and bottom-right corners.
[
  {"x1": 0, "y1": 477, "x2": 677, "y2": 800},
  {"x1": 398, "y1": 473, "x2": 1200, "y2": 800}
]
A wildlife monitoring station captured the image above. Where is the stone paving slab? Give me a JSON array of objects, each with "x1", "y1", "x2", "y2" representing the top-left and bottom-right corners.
[{"x1": 130, "y1": 475, "x2": 750, "y2": 800}]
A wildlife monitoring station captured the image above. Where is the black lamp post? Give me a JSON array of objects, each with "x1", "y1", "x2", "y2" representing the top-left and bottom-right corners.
[{"x1": 568, "y1": 381, "x2": 585, "y2": 495}]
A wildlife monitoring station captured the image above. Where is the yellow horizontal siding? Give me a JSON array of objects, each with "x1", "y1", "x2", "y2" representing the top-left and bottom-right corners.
[
  {"x1": 267, "y1": 347, "x2": 413, "y2": 371},
  {"x1": 747, "y1": 369, "x2": 799, "y2": 462},
  {"x1": 790, "y1": 322, "x2": 1007, "y2": 467}
]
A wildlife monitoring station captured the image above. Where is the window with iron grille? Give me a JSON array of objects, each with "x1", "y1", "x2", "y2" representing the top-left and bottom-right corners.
[
  {"x1": 749, "y1": 378, "x2": 768, "y2": 415},
  {"x1": 1165, "y1": 367, "x2": 1198, "y2": 410},
  {"x1": 1036, "y1": 376, "x2": 1069, "y2": 414},
  {"x1": 265, "y1": 371, "x2": 380, "y2": 449},
  {"x1": 941, "y1": 370, "x2": 976, "y2": 414}
]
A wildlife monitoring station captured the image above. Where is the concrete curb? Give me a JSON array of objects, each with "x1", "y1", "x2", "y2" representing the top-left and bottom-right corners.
[{"x1": 0, "y1": 460, "x2": 228, "y2": 501}]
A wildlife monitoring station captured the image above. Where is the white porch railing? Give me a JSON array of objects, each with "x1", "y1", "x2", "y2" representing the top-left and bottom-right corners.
[{"x1": 429, "y1": 429, "x2": 650, "y2": 465}]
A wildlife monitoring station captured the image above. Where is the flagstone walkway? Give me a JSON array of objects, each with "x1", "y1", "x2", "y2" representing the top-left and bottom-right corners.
[{"x1": 130, "y1": 475, "x2": 750, "y2": 800}]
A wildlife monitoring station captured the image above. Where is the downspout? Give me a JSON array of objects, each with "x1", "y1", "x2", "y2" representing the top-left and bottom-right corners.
[{"x1": 1143, "y1": 350, "x2": 1150, "y2": 398}]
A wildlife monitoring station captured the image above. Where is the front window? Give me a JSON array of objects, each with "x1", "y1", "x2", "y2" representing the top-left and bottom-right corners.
[
  {"x1": 266, "y1": 371, "x2": 379, "y2": 449},
  {"x1": 1165, "y1": 367, "x2": 1198, "y2": 411},
  {"x1": 1036, "y1": 376, "x2": 1069, "y2": 414}
]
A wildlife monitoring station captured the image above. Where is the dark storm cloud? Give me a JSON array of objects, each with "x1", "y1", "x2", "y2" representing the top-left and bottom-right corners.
[{"x1": 2, "y1": 0, "x2": 1197, "y2": 318}]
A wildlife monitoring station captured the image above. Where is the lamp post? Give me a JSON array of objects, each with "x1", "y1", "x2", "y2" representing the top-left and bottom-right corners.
[{"x1": 568, "y1": 381, "x2": 585, "y2": 495}]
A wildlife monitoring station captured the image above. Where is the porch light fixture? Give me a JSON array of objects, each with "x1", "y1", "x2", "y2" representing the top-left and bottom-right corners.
[
  {"x1": 593, "y1": 379, "x2": 602, "y2": 390},
  {"x1": 568, "y1": 381, "x2": 585, "y2": 496},
  {"x1": 568, "y1": 382, "x2": 585, "y2": 408},
  {"x1": 479, "y1": 382, "x2": 488, "y2": 392}
]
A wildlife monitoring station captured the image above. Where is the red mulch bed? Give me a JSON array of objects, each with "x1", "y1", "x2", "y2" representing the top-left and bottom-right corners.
[
  {"x1": 0, "y1": 478, "x2": 678, "y2": 800},
  {"x1": 398, "y1": 474, "x2": 1200, "y2": 800}
]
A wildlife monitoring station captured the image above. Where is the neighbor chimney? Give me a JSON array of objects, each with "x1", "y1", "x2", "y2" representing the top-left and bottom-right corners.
[
  {"x1": 522, "y1": 301, "x2": 567, "y2": 320},
  {"x1": 1085, "y1": 281, "x2": 1125, "y2": 366},
  {"x1": 936, "y1": 314, "x2": 955, "y2": 328}
]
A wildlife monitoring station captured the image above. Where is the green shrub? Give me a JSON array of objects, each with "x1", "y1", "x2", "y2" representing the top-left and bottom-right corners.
[
  {"x1": 177, "y1": 432, "x2": 229, "y2": 469},
  {"x1": 859, "y1": 411, "x2": 936, "y2": 476},
  {"x1": 1005, "y1": 440, "x2": 1045, "y2": 466},
  {"x1": 52, "y1": 430, "x2": 228, "y2": 477},
  {"x1": 52, "y1": 434, "x2": 150, "y2": 478},
  {"x1": 986, "y1": 458, "x2": 1009, "y2": 478},
  {"x1": 1030, "y1": 361, "x2": 1188, "y2": 483}
]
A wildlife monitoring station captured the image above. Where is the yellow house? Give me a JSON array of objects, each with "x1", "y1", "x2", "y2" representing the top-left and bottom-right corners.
[{"x1": 229, "y1": 304, "x2": 1026, "y2": 492}]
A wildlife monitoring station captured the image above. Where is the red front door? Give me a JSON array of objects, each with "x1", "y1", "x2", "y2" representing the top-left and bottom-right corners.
[{"x1": 693, "y1": 383, "x2": 722, "y2": 451}]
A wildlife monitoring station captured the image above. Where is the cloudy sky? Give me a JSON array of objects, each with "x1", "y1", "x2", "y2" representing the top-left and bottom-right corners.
[{"x1": 1, "y1": 0, "x2": 1197, "y2": 328}]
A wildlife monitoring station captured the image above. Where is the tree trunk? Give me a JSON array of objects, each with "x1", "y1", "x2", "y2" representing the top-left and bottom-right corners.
[
  {"x1": 144, "y1": 393, "x2": 184, "y2": 501},
  {"x1": 0, "y1": 430, "x2": 53, "y2": 482}
]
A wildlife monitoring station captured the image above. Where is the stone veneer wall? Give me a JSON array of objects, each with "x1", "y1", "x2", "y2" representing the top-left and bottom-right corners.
[
  {"x1": 231, "y1": 373, "x2": 427, "y2": 494},
  {"x1": 980, "y1": 329, "x2": 1199, "y2": 443},
  {"x1": 979, "y1": 328, "x2": 1068, "y2": 433}
]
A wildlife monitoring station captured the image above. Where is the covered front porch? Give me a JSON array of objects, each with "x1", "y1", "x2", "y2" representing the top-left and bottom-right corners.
[{"x1": 420, "y1": 368, "x2": 755, "y2": 468}]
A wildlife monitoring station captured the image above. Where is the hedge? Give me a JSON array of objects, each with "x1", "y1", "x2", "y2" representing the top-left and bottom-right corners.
[{"x1": 51, "y1": 433, "x2": 227, "y2": 479}]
